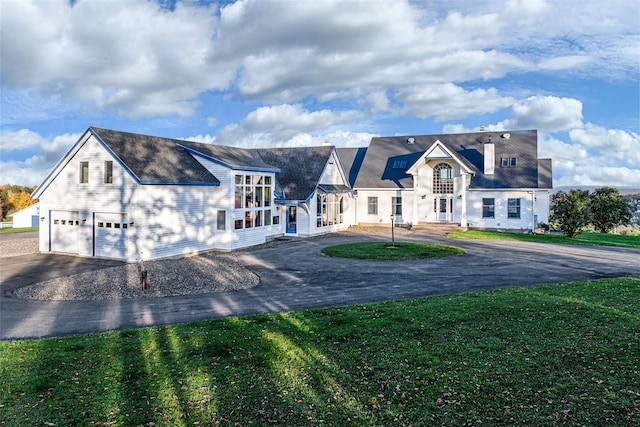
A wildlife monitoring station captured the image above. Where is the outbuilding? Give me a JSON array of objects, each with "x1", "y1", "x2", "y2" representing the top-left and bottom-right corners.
[{"x1": 10, "y1": 202, "x2": 40, "y2": 228}]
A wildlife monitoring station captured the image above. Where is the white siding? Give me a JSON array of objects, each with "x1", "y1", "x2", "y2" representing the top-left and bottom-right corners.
[
  {"x1": 319, "y1": 151, "x2": 346, "y2": 184},
  {"x1": 12, "y1": 203, "x2": 40, "y2": 228},
  {"x1": 38, "y1": 135, "x2": 234, "y2": 260},
  {"x1": 466, "y1": 190, "x2": 537, "y2": 231},
  {"x1": 356, "y1": 189, "x2": 415, "y2": 226}
]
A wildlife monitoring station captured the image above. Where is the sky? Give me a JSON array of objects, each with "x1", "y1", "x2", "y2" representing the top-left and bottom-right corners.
[{"x1": 1, "y1": 0, "x2": 639, "y2": 188}]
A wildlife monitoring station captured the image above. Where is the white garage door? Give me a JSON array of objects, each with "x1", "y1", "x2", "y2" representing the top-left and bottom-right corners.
[
  {"x1": 50, "y1": 210, "x2": 80, "y2": 254},
  {"x1": 95, "y1": 213, "x2": 129, "y2": 259}
]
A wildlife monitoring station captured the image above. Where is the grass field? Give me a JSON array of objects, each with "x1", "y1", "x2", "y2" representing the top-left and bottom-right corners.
[
  {"x1": 321, "y1": 241, "x2": 465, "y2": 260},
  {"x1": 448, "y1": 230, "x2": 640, "y2": 248},
  {"x1": 0, "y1": 226, "x2": 38, "y2": 235},
  {"x1": 1, "y1": 277, "x2": 638, "y2": 426}
]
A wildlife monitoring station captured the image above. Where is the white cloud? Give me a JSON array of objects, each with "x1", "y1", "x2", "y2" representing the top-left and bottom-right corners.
[
  {"x1": 187, "y1": 129, "x2": 375, "y2": 149},
  {"x1": 1, "y1": 0, "x2": 226, "y2": 118},
  {"x1": 537, "y1": 55, "x2": 592, "y2": 71},
  {"x1": 569, "y1": 123, "x2": 640, "y2": 165},
  {"x1": 363, "y1": 91, "x2": 391, "y2": 113},
  {"x1": 397, "y1": 83, "x2": 514, "y2": 121},
  {"x1": 558, "y1": 165, "x2": 640, "y2": 187},
  {"x1": 0, "y1": 131, "x2": 80, "y2": 186},
  {"x1": 216, "y1": 104, "x2": 362, "y2": 143},
  {"x1": 499, "y1": 96, "x2": 584, "y2": 132},
  {"x1": 540, "y1": 124, "x2": 639, "y2": 186},
  {"x1": 0, "y1": 129, "x2": 46, "y2": 151},
  {"x1": 206, "y1": 117, "x2": 218, "y2": 127},
  {"x1": 2, "y1": 0, "x2": 636, "y2": 123},
  {"x1": 538, "y1": 135, "x2": 588, "y2": 176}
]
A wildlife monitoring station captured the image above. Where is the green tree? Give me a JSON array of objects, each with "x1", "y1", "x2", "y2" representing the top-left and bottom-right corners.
[
  {"x1": 589, "y1": 187, "x2": 632, "y2": 233},
  {"x1": 550, "y1": 189, "x2": 591, "y2": 238}
]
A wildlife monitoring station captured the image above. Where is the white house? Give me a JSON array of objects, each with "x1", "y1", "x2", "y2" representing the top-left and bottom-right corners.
[
  {"x1": 32, "y1": 127, "x2": 352, "y2": 261},
  {"x1": 342, "y1": 129, "x2": 552, "y2": 231},
  {"x1": 11, "y1": 202, "x2": 40, "y2": 228},
  {"x1": 32, "y1": 127, "x2": 551, "y2": 261}
]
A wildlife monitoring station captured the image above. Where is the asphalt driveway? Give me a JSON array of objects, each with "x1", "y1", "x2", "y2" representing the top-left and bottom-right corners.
[{"x1": 2, "y1": 231, "x2": 639, "y2": 340}]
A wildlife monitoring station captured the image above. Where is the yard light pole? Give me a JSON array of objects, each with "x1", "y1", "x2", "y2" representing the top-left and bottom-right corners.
[{"x1": 390, "y1": 214, "x2": 395, "y2": 246}]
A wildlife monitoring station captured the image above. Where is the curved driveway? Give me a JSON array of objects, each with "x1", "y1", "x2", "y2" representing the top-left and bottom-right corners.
[{"x1": 2, "y1": 231, "x2": 639, "y2": 340}]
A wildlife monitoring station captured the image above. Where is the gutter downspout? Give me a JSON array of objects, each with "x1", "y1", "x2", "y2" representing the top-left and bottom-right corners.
[{"x1": 531, "y1": 190, "x2": 536, "y2": 233}]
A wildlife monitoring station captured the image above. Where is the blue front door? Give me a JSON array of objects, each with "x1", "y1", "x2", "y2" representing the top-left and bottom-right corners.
[{"x1": 286, "y1": 206, "x2": 297, "y2": 234}]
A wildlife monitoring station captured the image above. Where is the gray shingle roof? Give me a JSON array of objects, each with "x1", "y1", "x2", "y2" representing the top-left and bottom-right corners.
[
  {"x1": 354, "y1": 130, "x2": 552, "y2": 189},
  {"x1": 256, "y1": 146, "x2": 335, "y2": 201},
  {"x1": 337, "y1": 147, "x2": 367, "y2": 187},
  {"x1": 179, "y1": 140, "x2": 279, "y2": 172},
  {"x1": 91, "y1": 127, "x2": 219, "y2": 185}
]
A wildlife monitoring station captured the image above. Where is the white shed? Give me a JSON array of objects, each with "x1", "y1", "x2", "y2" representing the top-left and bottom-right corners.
[{"x1": 11, "y1": 202, "x2": 40, "y2": 228}]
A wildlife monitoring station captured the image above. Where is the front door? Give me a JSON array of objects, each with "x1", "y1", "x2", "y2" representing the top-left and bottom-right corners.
[
  {"x1": 438, "y1": 197, "x2": 448, "y2": 221},
  {"x1": 286, "y1": 206, "x2": 297, "y2": 234},
  {"x1": 434, "y1": 197, "x2": 453, "y2": 222}
]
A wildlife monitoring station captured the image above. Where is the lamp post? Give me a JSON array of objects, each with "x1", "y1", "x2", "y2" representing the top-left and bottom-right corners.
[{"x1": 390, "y1": 214, "x2": 395, "y2": 246}]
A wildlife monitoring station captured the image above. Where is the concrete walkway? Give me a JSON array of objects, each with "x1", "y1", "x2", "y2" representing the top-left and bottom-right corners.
[{"x1": 2, "y1": 231, "x2": 640, "y2": 340}]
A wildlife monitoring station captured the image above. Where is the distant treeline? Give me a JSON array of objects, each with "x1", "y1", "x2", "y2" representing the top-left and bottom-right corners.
[{"x1": 0, "y1": 184, "x2": 38, "y2": 222}]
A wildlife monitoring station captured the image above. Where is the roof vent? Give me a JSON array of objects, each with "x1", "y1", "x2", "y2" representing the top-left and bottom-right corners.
[
  {"x1": 407, "y1": 137, "x2": 415, "y2": 144},
  {"x1": 502, "y1": 133, "x2": 511, "y2": 139}
]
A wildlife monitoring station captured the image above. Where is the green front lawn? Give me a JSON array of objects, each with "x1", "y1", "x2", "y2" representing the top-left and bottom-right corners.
[
  {"x1": 1, "y1": 277, "x2": 638, "y2": 426},
  {"x1": 0, "y1": 226, "x2": 38, "y2": 234},
  {"x1": 448, "y1": 230, "x2": 640, "y2": 248},
  {"x1": 321, "y1": 241, "x2": 465, "y2": 260}
]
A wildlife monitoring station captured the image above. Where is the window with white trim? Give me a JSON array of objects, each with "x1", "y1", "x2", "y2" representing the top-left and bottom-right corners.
[
  {"x1": 508, "y1": 198, "x2": 521, "y2": 218},
  {"x1": 79, "y1": 161, "x2": 89, "y2": 184},
  {"x1": 217, "y1": 210, "x2": 226, "y2": 230},
  {"x1": 104, "y1": 161, "x2": 113, "y2": 184},
  {"x1": 482, "y1": 198, "x2": 495, "y2": 218},
  {"x1": 368, "y1": 197, "x2": 378, "y2": 215}
]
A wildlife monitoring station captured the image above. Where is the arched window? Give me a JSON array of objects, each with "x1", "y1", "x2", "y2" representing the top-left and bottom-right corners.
[{"x1": 433, "y1": 163, "x2": 454, "y2": 194}]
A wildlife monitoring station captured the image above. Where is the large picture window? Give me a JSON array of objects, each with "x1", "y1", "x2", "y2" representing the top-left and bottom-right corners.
[
  {"x1": 234, "y1": 174, "x2": 274, "y2": 229},
  {"x1": 433, "y1": 163, "x2": 453, "y2": 194}
]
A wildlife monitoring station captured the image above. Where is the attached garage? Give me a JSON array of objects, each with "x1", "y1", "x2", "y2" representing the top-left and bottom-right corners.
[
  {"x1": 94, "y1": 212, "x2": 130, "y2": 259},
  {"x1": 50, "y1": 210, "x2": 80, "y2": 254}
]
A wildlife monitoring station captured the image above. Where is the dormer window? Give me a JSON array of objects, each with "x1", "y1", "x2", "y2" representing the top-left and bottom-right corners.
[
  {"x1": 501, "y1": 157, "x2": 517, "y2": 168},
  {"x1": 392, "y1": 159, "x2": 407, "y2": 169}
]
